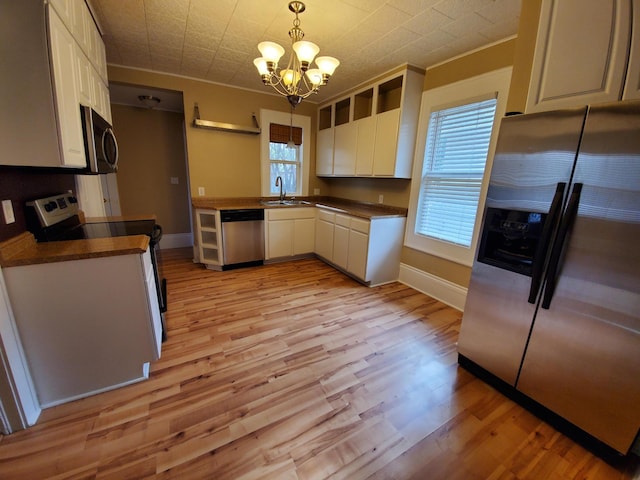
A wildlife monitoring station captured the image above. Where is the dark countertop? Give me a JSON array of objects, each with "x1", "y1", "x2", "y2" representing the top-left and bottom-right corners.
[{"x1": 191, "y1": 196, "x2": 408, "y2": 219}]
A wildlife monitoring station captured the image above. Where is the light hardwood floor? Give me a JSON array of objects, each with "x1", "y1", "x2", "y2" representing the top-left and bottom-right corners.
[{"x1": 0, "y1": 248, "x2": 638, "y2": 479}]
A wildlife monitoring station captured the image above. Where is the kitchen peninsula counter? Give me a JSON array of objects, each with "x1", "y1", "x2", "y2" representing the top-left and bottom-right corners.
[
  {"x1": 0, "y1": 232, "x2": 150, "y2": 268},
  {"x1": 0, "y1": 212, "x2": 160, "y2": 268},
  {"x1": 191, "y1": 196, "x2": 408, "y2": 219}
]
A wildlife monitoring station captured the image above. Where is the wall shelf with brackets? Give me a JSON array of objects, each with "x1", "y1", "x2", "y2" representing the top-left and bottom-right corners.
[{"x1": 191, "y1": 103, "x2": 261, "y2": 135}]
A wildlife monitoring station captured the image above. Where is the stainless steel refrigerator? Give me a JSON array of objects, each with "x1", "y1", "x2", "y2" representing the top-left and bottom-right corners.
[{"x1": 458, "y1": 100, "x2": 640, "y2": 455}]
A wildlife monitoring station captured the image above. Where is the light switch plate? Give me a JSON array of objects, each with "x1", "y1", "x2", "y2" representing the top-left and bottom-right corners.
[
  {"x1": 170, "y1": 177, "x2": 179, "y2": 185},
  {"x1": 2, "y1": 200, "x2": 15, "y2": 224},
  {"x1": 198, "y1": 187, "x2": 205, "y2": 196}
]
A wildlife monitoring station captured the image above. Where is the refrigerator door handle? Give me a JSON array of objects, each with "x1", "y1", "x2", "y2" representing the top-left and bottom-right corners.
[
  {"x1": 541, "y1": 182, "x2": 583, "y2": 309},
  {"x1": 528, "y1": 182, "x2": 566, "y2": 304}
]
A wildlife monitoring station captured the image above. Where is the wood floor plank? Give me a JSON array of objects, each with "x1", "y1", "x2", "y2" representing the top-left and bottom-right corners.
[{"x1": 0, "y1": 248, "x2": 638, "y2": 479}]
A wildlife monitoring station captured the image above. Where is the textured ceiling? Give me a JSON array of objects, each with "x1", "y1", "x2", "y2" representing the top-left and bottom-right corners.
[{"x1": 88, "y1": 0, "x2": 521, "y2": 104}]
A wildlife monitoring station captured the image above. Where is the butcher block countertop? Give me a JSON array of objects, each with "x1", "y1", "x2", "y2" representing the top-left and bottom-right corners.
[
  {"x1": 0, "y1": 214, "x2": 157, "y2": 267},
  {"x1": 192, "y1": 196, "x2": 408, "y2": 219},
  {"x1": 0, "y1": 232, "x2": 150, "y2": 268}
]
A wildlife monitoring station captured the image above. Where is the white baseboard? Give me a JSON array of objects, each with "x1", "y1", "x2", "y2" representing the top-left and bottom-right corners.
[
  {"x1": 159, "y1": 233, "x2": 193, "y2": 250},
  {"x1": 398, "y1": 263, "x2": 467, "y2": 312},
  {"x1": 40, "y1": 373, "x2": 149, "y2": 409}
]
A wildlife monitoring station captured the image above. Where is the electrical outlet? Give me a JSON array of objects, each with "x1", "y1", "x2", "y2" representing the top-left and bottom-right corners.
[
  {"x1": 2, "y1": 200, "x2": 15, "y2": 224},
  {"x1": 198, "y1": 187, "x2": 205, "y2": 196},
  {"x1": 378, "y1": 194, "x2": 384, "y2": 204},
  {"x1": 313, "y1": 188, "x2": 320, "y2": 195},
  {"x1": 170, "y1": 177, "x2": 179, "y2": 185}
]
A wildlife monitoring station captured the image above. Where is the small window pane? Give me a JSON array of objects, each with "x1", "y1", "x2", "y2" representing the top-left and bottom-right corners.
[
  {"x1": 270, "y1": 142, "x2": 297, "y2": 162},
  {"x1": 270, "y1": 163, "x2": 298, "y2": 194}
]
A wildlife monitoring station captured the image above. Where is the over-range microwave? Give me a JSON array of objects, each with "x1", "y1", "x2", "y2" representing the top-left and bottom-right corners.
[{"x1": 80, "y1": 105, "x2": 119, "y2": 174}]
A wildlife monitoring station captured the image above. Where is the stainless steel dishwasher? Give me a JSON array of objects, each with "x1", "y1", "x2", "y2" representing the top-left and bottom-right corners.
[{"x1": 220, "y1": 209, "x2": 265, "y2": 269}]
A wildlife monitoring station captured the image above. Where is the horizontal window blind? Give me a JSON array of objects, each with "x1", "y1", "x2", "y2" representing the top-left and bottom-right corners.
[{"x1": 416, "y1": 98, "x2": 497, "y2": 247}]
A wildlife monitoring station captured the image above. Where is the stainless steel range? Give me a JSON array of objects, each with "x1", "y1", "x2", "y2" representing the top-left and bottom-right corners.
[{"x1": 26, "y1": 193, "x2": 167, "y2": 341}]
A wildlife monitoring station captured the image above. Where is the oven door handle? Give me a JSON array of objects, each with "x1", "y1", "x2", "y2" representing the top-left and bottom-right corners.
[
  {"x1": 151, "y1": 223, "x2": 163, "y2": 244},
  {"x1": 527, "y1": 182, "x2": 566, "y2": 304}
]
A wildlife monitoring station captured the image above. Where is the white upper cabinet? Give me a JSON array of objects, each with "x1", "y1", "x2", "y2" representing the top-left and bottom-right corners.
[
  {"x1": 372, "y1": 109, "x2": 401, "y2": 176},
  {"x1": 333, "y1": 123, "x2": 358, "y2": 176},
  {"x1": 50, "y1": 0, "x2": 106, "y2": 77},
  {"x1": 623, "y1": 1, "x2": 640, "y2": 100},
  {"x1": 48, "y1": 9, "x2": 87, "y2": 167},
  {"x1": 355, "y1": 116, "x2": 376, "y2": 176},
  {"x1": 49, "y1": 0, "x2": 110, "y2": 116},
  {"x1": 316, "y1": 66, "x2": 425, "y2": 178},
  {"x1": 49, "y1": 0, "x2": 73, "y2": 27},
  {"x1": 1, "y1": 1, "x2": 111, "y2": 169},
  {"x1": 526, "y1": 0, "x2": 635, "y2": 112},
  {"x1": 316, "y1": 105, "x2": 335, "y2": 175}
]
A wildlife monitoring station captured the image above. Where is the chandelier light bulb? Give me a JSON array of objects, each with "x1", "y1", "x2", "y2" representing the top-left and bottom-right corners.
[
  {"x1": 253, "y1": 58, "x2": 269, "y2": 76},
  {"x1": 292, "y1": 41, "x2": 320, "y2": 69},
  {"x1": 258, "y1": 41, "x2": 285, "y2": 65},
  {"x1": 315, "y1": 56, "x2": 340, "y2": 76},
  {"x1": 282, "y1": 69, "x2": 301, "y2": 86},
  {"x1": 305, "y1": 69, "x2": 323, "y2": 86}
]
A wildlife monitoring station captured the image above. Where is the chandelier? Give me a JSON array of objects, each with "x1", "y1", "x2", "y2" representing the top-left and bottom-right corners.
[{"x1": 253, "y1": 1, "x2": 340, "y2": 108}]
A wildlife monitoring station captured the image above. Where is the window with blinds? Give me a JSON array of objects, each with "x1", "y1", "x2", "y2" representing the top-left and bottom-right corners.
[
  {"x1": 269, "y1": 123, "x2": 302, "y2": 195},
  {"x1": 416, "y1": 98, "x2": 497, "y2": 247}
]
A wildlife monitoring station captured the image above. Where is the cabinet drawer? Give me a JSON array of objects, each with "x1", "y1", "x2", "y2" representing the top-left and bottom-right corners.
[
  {"x1": 318, "y1": 209, "x2": 336, "y2": 223},
  {"x1": 350, "y1": 217, "x2": 370, "y2": 234},
  {"x1": 335, "y1": 214, "x2": 351, "y2": 227},
  {"x1": 267, "y1": 207, "x2": 315, "y2": 221}
]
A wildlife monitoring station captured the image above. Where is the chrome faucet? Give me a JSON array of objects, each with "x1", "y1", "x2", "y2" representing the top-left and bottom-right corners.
[{"x1": 275, "y1": 176, "x2": 286, "y2": 201}]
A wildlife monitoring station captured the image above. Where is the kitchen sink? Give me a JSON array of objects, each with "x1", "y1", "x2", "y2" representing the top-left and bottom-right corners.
[{"x1": 261, "y1": 200, "x2": 312, "y2": 206}]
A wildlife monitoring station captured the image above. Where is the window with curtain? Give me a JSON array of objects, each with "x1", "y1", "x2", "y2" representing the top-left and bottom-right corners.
[
  {"x1": 269, "y1": 123, "x2": 302, "y2": 196},
  {"x1": 416, "y1": 98, "x2": 497, "y2": 247}
]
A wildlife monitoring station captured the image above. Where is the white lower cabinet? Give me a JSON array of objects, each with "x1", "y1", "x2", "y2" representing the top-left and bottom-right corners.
[
  {"x1": 314, "y1": 207, "x2": 406, "y2": 286},
  {"x1": 347, "y1": 219, "x2": 370, "y2": 280},
  {"x1": 293, "y1": 217, "x2": 315, "y2": 255},
  {"x1": 315, "y1": 210, "x2": 335, "y2": 260},
  {"x1": 332, "y1": 215, "x2": 350, "y2": 269},
  {"x1": 266, "y1": 208, "x2": 316, "y2": 260},
  {"x1": 267, "y1": 218, "x2": 294, "y2": 259},
  {"x1": 3, "y1": 250, "x2": 160, "y2": 407}
]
